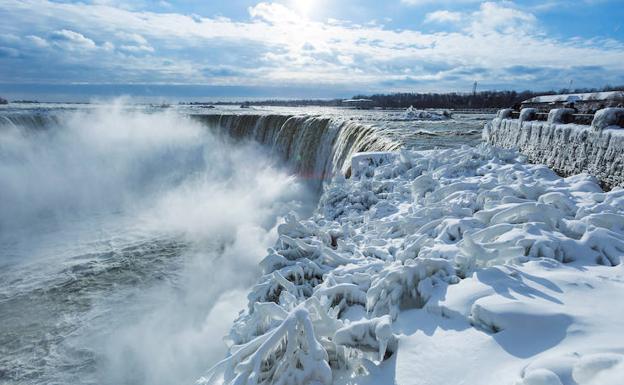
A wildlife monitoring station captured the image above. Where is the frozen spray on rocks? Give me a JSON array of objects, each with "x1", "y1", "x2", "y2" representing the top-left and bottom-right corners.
[{"x1": 198, "y1": 131, "x2": 624, "y2": 385}]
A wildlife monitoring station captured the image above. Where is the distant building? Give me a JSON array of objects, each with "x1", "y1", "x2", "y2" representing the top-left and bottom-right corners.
[
  {"x1": 342, "y1": 98, "x2": 374, "y2": 109},
  {"x1": 0, "y1": 97, "x2": 8, "y2": 105},
  {"x1": 521, "y1": 91, "x2": 624, "y2": 114}
]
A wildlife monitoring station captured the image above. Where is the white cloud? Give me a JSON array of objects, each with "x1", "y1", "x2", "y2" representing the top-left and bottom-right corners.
[
  {"x1": 402, "y1": 0, "x2": 479, "y2": 6},
  {"x1": 119, "y1": 44, "x2": 154, "y2": 53},
  {"x1": 116, "y1": 32, "x2": 148, "y2": 45},
  {"x1": 26, "y1": 35, "x2": 49, "y2": 48},
  {"x1": 0, "y1": 0, "x2": 622, "y2": 91},
  {"x1": 49, "y1": 29, "x2": 97, "y2": 50},
  {"x1": 469, "y1": 2, "x2": 537, "y2": 34},
  {"x1": 248, "y1": 2, "x2": 302, "y2": 24},
  {"x1": 425, "y1": 10, "x2": 462, "y2": 24},
  {"x1": 115, "y1": 32, "x2": 153, "y2": 53}
]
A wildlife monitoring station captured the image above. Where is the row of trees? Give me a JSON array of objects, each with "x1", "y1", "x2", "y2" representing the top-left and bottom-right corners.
[
  {"x1": 237, "y1": 85, "x2": 624, "y2": 109},
  {"x1": 350, "y1": 91, "x2": 537, "y2": 109},
  {"x1": 352, "y1": 85, "x2": 624, "y2": 109}
]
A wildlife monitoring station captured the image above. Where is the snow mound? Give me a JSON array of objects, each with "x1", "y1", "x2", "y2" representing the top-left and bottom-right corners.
[
  {"x1": 199, "y1": 144, "x2": 624, "y2": 385},
  {"x1": 518, "y1": 353, "x2": 624, "y2": 385}
]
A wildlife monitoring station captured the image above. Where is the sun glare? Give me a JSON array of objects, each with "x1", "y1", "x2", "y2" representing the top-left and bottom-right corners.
[{"x1": 292, "y1": 0, "x2": 316, "y2": 17}]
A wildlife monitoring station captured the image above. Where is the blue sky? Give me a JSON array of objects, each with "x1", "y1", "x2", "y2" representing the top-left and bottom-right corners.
[{"x1": 0, "y1": 0, "x2": 623, "y2": 100}]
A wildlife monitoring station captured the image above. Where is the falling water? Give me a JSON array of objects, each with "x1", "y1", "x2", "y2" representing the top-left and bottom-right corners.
[
  {"x1": 0, "y1": 104, "x2": 405, "y2": 385},
  {"x1": 191, "y1": 114, "x2": 402, "y2": 186}
]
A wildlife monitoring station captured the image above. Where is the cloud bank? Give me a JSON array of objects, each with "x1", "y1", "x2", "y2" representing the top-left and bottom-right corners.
[{"x1": 0, "y1": 0, "x2": 622, "y2": 97}]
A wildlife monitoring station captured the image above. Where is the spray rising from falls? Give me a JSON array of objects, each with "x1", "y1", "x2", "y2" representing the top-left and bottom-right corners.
[
  {"x1": 0, "y1": 105, "x2": 404, "y2": 385},
  {"x1": 191, "y1": 114, "x2": 402, "y2": 185}
]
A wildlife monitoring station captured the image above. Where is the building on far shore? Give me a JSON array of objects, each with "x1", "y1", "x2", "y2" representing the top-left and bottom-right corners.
[{"x1": 0, "y1": 97, "x2": 8, "y2": 105}]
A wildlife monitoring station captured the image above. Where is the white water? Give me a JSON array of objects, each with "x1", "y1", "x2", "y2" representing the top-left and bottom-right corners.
[{"x1": 0, "y1": 102, "x2": 315, "y2": 385}]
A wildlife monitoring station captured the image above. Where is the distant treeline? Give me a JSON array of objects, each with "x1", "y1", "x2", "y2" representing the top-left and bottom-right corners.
[
  {"x1": 351, "y1": 91, "x2": 538, "y2": 109},
  {"x1": 228, "y1": 85, "x2": 624, "y2": 109},
  {"x1": 352, "y1": 85, "x2": 624, "y2": 109}
]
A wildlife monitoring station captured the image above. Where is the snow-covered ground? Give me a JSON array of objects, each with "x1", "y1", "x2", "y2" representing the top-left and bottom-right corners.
[{"x1": 199, "y1": 144, "x2": 624, "y2": 385}]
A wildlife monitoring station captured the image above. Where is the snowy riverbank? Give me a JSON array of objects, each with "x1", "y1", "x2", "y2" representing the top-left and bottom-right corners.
[{"x1": 199, "y1": 144, "x2": 624, "y2": 385}]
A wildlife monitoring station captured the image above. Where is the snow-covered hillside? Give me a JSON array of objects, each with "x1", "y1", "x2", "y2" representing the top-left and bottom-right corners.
[{"x1": 199, "y1": 144, "x2": 624, "y2": 385}]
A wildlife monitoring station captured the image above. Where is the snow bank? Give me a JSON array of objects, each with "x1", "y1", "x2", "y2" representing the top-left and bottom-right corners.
[
  {"x1": 199, "y1": 144, "x2": 624, "y2": 385},
  {"x1": 484, "y1": 108, "x2": 624, "y2": 188},
  {"x1": 518, "y1": 352, "x2": 624, "y2": 385}
]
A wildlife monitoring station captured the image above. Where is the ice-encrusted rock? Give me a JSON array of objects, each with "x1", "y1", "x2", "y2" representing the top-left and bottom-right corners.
[
  {"x1": 591, "y1": 107, "x2": 624, "y2": 132},
  {"x1": 485, "y1": 108, "x2": 624, "y2": 188},
  {"x1": 404, "y1": 106, "x2": 451, "y2": 121},
  {"x1": 350, "y1": 152, "x2": 398, "y2": 179},
  {"x1": 199, "y1": 144, "x2": 624, "y2": 385},
  {"x1": 547, "y1": 108, "x2": 575, "y2": 124},
  {"x1": 519, "y1": 108, "x2": 537, "y2": 124},
  {"x1": 497, "y1": 108, "x2": 513, "y2": 119}
]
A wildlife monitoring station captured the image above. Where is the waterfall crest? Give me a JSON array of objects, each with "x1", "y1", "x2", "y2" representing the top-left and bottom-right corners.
[
  {"x1": 0, "y1": 113, "x2": 61, "y2": 130},
  {"x1": 192, "y1": 114, "x2": 402, "y2": 185}
]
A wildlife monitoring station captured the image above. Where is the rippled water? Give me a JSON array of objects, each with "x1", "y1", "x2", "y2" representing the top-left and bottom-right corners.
[{"x1": 0, "y1": 102, "x2": 491, "y2": 385}]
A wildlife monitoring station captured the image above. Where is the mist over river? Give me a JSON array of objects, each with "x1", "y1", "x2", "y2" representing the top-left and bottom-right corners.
[{"x1": 0, "y1": 102, "x2": 488, "y2": 384}]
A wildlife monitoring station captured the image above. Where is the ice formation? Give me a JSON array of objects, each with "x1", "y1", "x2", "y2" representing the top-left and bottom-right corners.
[
  {"x1": 198, "y1": 143, "x2": 624, "y2": 385},
  {"x1": 485, "y1": 108, "x2": 624, "y2": 188},
  {"x1": 404, "y1": 106, "x2": 451, "y2": 121}
]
